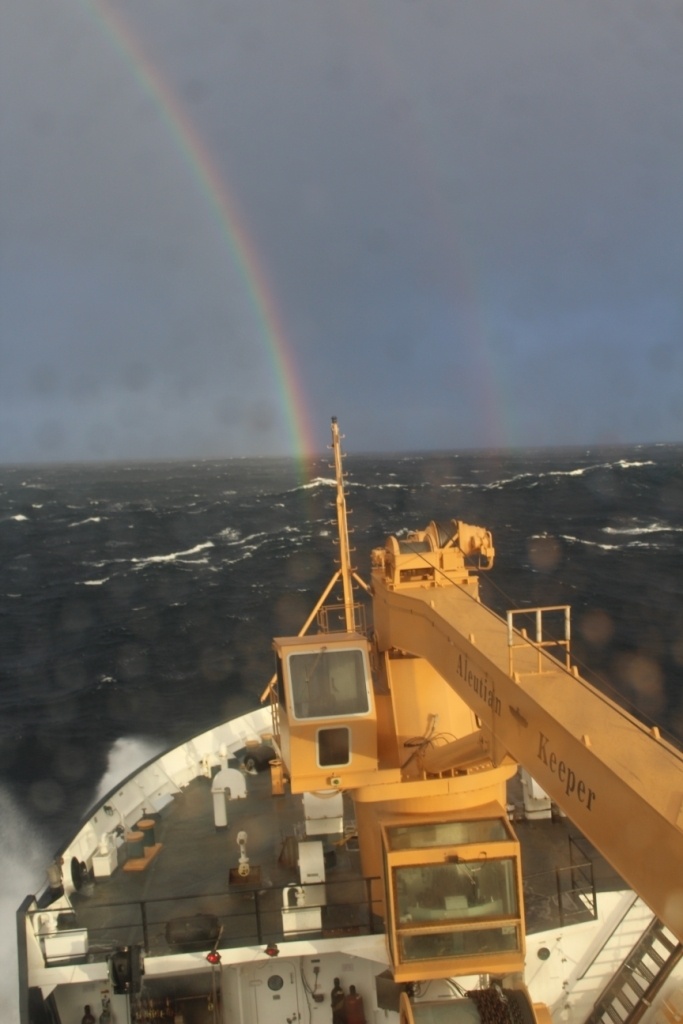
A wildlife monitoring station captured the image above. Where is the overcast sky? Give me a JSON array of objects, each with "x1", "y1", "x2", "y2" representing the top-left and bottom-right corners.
[{"x1": 2, "y1": 0, "x2": 683, "y2": 463}]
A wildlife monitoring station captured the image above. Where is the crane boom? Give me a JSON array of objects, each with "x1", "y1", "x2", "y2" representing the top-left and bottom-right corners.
[{"x1": 371, "y1": 542, "x2": 683, "y2": 943}]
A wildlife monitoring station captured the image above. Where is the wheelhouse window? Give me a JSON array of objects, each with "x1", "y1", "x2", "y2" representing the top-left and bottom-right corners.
[{"x1": 288, "y1": 647, "x2": 370, "y2": 720}]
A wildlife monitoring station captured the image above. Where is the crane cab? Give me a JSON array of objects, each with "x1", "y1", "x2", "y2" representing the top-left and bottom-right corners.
[
  {"x1": 381, "y1": 811, "x2": 525, "y2": 982},
  {"x1": 273, "y1": 633, "x2": 378, "y2": 793}
]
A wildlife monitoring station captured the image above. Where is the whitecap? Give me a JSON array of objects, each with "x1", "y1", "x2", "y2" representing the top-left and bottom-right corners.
[
  {"x1": 300, "y1": 476, "x2": 337, "y2": 490},
  {"x1": 603, "y1": 522, "x2": 680, "y2": 536},
  {"x1": 81, "y1": 578, "x2": 110, "y2": 586},
  {"x1": 68, "y1": 517, "x2": 103, "y2": 528},
  {"x1": 9, "y1": 514, "x2": 28, "y2": 522},
  {"x1": 132, "y1": 541, "x2": 214, "y2": 568},
  {"x1": 560, "y1": 533, "x2": 660, "y2": 552},
  {"x1": 218, "y1": 526, "x2": 241, "y2": 542},
  {"x1": 561, "y1": 534, "x2": 621, "y2": 551},
  {"x1": 485, "y1": 456, "x2": 658, "y2": 493}
]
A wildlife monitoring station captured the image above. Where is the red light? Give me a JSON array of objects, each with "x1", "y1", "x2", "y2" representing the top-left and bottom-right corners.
[
  {"x1": 264, "y1": 943, "x2": 279, "y2": 957},
  {"x1": 206, "y1": 950, "x2": 221, "y2": 964}
]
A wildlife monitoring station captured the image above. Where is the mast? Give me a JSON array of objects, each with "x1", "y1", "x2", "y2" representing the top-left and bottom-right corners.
[{"x1": 331, "y1": 417, "x2": 356, "y2": 633}]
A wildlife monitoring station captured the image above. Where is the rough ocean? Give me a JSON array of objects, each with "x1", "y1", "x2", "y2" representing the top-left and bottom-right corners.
[{"x1": 2, "y1": 445, "x2": 683, "y2": 1020}]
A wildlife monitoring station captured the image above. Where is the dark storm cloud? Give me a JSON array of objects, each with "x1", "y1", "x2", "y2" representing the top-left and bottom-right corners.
[{"x1": 2, "y1": 0, "x2": 683, "y2": 461}]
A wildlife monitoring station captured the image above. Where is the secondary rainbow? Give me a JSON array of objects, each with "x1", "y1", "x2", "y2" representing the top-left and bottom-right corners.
[{"x1": 79, "y1": 0, "x2": 317, "y2": 466}]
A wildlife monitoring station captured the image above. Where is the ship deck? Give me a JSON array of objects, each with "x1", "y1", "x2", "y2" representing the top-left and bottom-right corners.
[{"x1": 61, "y1": 764, "x2": 626, "y2": 965}]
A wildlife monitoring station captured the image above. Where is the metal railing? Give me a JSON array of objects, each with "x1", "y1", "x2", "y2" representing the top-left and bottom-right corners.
[
  {"x1": 556, "y1": 835, "x2": 597, "y2": 927},
  {"x1": 507, "y1": 605, "x2": 571, "y2": 676},
  {"x1": 30, "y1": 877, "x2": 383, "y2": 965},
  {"x1": 523, "y1": 837, "x2": 597, "y2": 933}
]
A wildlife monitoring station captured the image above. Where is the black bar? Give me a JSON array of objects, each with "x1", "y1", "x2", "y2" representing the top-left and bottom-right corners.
[
  {"x1": 140, "y1": 901, "x2": 149, "y2": 952},
  {"x1": 254, "y1": 890, "x2": 264, "y2": 945}
]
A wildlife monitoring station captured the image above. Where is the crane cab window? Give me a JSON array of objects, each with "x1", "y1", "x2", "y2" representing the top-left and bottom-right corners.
[
  {"x1": 287, "y1": 647, "x2": 370, "y2": 720},
  {"x1": 317, "y1": 726, "x2": 350, "y2": 766},
  {"x1": 395, "y1": 858, "x2": 518, "y2": 932},
  {"x1": 382, "y1": 814, "x2": 524, "y2": 980},
  {"x1": 388, "y1": 819, "x2": 510, "y2": 850}
]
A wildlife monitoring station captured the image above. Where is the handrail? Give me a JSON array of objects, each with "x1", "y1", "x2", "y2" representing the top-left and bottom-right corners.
[{"x1": 29, "y1": 876, "x2": 383, "y2": 964}]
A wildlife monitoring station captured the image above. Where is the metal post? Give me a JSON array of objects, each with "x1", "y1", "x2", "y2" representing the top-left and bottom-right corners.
[
  {"x1": 331, "y1": 417, "x2": 356, "y2": 633},
  {"x1": 366, "y1": 878, "x2": 376, "y2": 933},
  {"x1": 140, "y1": 901, "x2": 149, "y2": 953},
  {"x1": 254, "y1": 889, "x2": 263, "y2": 945},
  {"x1": 556, "y1": 867, "x2": 566, "y2": 929}
]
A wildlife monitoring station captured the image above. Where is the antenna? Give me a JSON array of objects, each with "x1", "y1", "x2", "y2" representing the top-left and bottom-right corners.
[{"x1": 330, "y1": 417, "x2": 356, "y2": 632}]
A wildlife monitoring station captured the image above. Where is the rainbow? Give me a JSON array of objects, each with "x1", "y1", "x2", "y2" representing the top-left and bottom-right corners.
[{"x1": 78, "y1": 0, "x2": 317, "y2": 467}]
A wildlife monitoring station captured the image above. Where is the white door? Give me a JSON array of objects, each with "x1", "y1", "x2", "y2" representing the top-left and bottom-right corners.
[{"x1": 246, "y1": 959, "x2": 301, "y2": 1024}]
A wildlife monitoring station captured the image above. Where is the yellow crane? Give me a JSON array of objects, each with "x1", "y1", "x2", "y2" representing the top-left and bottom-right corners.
[{"x1": 270, "y1": 420, "x2": 683, "y2": 994}]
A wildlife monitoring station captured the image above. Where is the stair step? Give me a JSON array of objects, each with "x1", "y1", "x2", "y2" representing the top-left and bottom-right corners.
[
  {"x1": 647, "y1": 944, "x2": 667, "y2": 969},
  {"x1": 654, "y1": 928, "x2": 678, "y2": 955},
  {"x1": 630, "y1": 961, "x2": 656, "y2": 985},
  {"x1": 623, "y1": 972, "x2": 647, "y2": 995},
  {"x1": 584, "y1": 917, "x2": 682, "y2": 1024},
  {"x1": 614, "y1": 990, "x2": 637, "y2": 1012}
]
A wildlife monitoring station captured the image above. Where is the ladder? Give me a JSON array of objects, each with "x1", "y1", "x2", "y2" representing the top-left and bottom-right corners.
[{"x1": 585, "y1": 918, "x2": 683, "y2": 1024}]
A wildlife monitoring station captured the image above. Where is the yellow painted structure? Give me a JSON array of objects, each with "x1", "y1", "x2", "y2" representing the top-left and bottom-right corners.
[
  {"x1": 274, "y1": 632, "x2": 379, "y2": 793},
  {"x1": 370, "y1": 537, "x2": 683, "y2": 942},
  {"x1": 269, "y1": 418, "x2": 683, "y2": 992}
]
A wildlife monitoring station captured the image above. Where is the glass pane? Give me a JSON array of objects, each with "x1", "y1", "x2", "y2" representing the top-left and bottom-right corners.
[
  {"x1": 388, "y1": 819, "x2": 508, "y2": 851},
  {"x1": 289, "y1": 648, "x2": 369, "y2": 719},
  {"x1": 400, "y1": 925, "x2": 519, "y2": 962},
  {"x1": 395, "y1": 860, "x2": 518, "y2": 925},
  {"x1": 410, "y1": 1002, "x2": 480, "y2": 1024},
  {"x1": 318, "y1": 727, "x2": 350, "y2": 766}
]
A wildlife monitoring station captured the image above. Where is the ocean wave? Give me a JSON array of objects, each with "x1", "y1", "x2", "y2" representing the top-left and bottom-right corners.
[
  {"x1": 297, "y1": 476, "x2": 337, "y2": 490},
  {"x1": 603, "y1": 521, "x2": 683, "y2": 535},
  {"x1": 80, "y1": 578, "x2": 110, "y2": 586},
  {"x1": 561, "y1": 533, "x2": 663, "y2": 552},
  {"x1": 481, "y1": 458, "x2": 656, "y2": 491},
  {"x1": 561, "y1": 534, "x2": 623, "y2": 551},
  {"x1": 68, "y1": 517, "x2": 103, "y2": 528},
  {"x1": 7, "y1": 514, "x2": 28, "y2": 522},
  {"x1": 131, "y1": 541, "x2": 215, "y2": 568},
  {"x1": 218, "y1": 526, "x2": 241, "y2": 542},
  {"x1": 241, "y1": 532, "x2": 270, "y2": 546}
]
